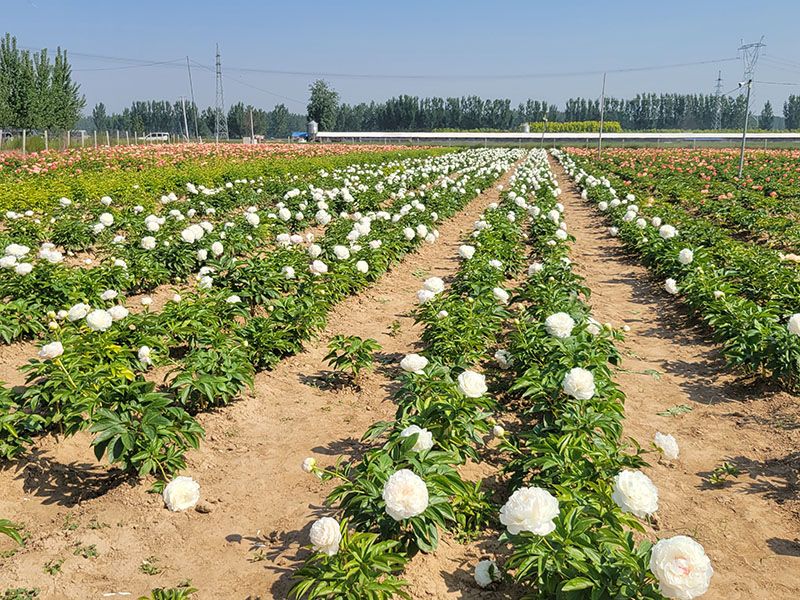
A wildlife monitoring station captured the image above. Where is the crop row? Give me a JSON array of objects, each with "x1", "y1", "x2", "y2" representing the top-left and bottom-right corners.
[
  {"x1": 0, "y1": 149, "x2": 479, "y2": 344},
  {"x1": 557, "y1": 149, "x2": 800, "y2": 389},
  {"x1": 569, "y1": 148, "x2": 800, "y2": 253},
  {"x1": 289, "y1": 150, "x2": 713, "y2": 599},
  {"x1": 0, "y1": 148, "x2": 522, "y2": 491},
  {"x1": 0, "y1": 144, "x2": 450, "y2": 211}
]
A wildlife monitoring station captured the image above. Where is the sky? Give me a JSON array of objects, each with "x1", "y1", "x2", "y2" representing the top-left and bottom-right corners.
[{"x1": 4, "y1": 0, "x2": 800, "y2": 116}]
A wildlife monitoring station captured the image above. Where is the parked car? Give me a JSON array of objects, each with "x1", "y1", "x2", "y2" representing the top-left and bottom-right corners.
[{"x1": 141, "y1": 132, "x2": 170, "y2": 142}]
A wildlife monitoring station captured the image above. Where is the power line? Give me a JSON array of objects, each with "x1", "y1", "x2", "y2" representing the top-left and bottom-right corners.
[
  {"x1": 190, "y1": 60, "x2": 305, "y2": 105},
  {"x1": 755, "y1": 80, "x2": 800, "y2": 86}
]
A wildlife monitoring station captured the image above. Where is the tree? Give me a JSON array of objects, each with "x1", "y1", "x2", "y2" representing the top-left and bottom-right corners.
[
  {"x1": 92, "y1": 102, "x2": 108, "y2": 131},
  {"x1": 0, "y1": 34, "x2": 84, "y2": 130},
  {"x1": 307, "y1": 80, "x2": 339, "y2": 130},
  {"x1": 784, "y1": 95, "x2": 800, "y2": 130},
  {"x1": 269, "y1": 103, "x2": 290, "y2": 137},
  {"x1": 758, "y1": 101, "x2": 774, "y2": 130}
]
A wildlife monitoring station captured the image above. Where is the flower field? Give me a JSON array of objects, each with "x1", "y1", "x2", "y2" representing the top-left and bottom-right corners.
[{"x1": 0, "y1": 143, "x2": 798, "y2": 599}]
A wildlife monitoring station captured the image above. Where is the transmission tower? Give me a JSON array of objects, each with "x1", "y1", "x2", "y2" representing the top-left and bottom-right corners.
[
  {"x1": 214, "y1": 44, "x2": 228, "y2": 142},
  {"x1": 738, "y1": 36, "x2": 766, "y2": 81},
  {"x1": 713, "y1": 70, "x2": 723, "y2": 130}
]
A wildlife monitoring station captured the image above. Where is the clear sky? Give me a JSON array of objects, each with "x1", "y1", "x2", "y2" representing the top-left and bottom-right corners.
[{"x1": 4, "y1": 0, "x2": 800, "y2": 115}]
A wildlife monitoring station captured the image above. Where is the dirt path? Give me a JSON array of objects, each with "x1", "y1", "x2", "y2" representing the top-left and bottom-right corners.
[
  {"x1": 551, "y1": 157, "x2": 800, "y2": 600},
  {"x1": 0, "y1": 166, "x2": 521, "y2": 599}
]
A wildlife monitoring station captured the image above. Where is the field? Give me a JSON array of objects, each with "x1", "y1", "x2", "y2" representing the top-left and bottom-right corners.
[{"x1": 0, "y1": 142, "x2": 798, "y2": 600}]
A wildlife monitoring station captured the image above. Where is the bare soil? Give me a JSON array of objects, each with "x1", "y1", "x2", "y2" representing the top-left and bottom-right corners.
[{"x1": 0, "y1": 169, "x2": 518, "y2": 599}]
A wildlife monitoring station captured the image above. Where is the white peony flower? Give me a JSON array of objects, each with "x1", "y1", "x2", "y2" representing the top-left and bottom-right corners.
[
  {"x1": 608, "y1": 226, "x2": 619, "y2": 237},
  {"x1": 400, "y1": 353, "x2": 428, "y2": 374},
  {"x1": 787, "y1": 314, "x2": 800, "y2": 336},
  {"x1": 310, "y1": 260, "x2": 328, "y2": 275},
  {"x1": 403, "y1": 227, "x2": 415, "y2": 240},
  {"x1": 492, "y1": 424, "x2": 505, "y2": 437},
  {"x1": 499, "y1": 486, "x2": 559, "y2": 535},
  {"x1": 38, "y1": 341, "x2": 64, "y2": 360},
  {"x1": 162, "y1": 476, "x2": 200, "y2": 512},
  {"x1": 417, "y1": 289, "x2": 436, "y2": 304},
  {"x1": 422, "y1": 277, "x2": 444, "y2": 294},
  {"x1": 138, "y1": 346, "x2": 153, "y2": 366},
  {"x1": 713, "y1": 290, "x2": 725, "y2": 300},
  {"x1": 458, "y1": 244, "x2": 475, "y2": 259},
  {"x1": 494, "y1": 349, "x2": 513, "y2": 370},
  {"x1": 457, "y1": 370, "x2": 487, "y2": 398},
  {"x1": 650, "y1": 536, "x2": 713, "y2": 599},
  {"x1": 544, "y1": 312, "x2": 575, "y2": 339},
  {"x1": 67, "y1": 303, "x2": 91, "y2": 322},
  {"x1": 108, "y1": 305, "x2": 129, "y2": 321},
  {"x1": 356, "y1": 260, "x2": 369, "y2": 274},
  {"x1": 0, "y1": 255, "x2": 16, "y2": 269},
  {"x1": 301, "y1": 457, "x2": 317, "y2": 473},
  {"x1": 561, "y1": 367, "x2": 595, "y2": 400},
  {"x1": 225, "y1": 295, "x2": 241, "y2": 304},
  {"x1": 309, "y1": 516, "x2": 342, "y2": 556},
  {"x1": 211, "y1": 241, "x2": 224, "y2": 256},
  {"x1": 528, "y1": 262, "x2": 543, "y2": 275},
  {"x1": 99, "y1": 212, "x2": 114, "y2": 227},
  {"x1": 612, "y1": 470, "x2": 659, "y2": 518},
  {"x1": 85, "y1": 309, "x2": 113, "y2": 332},
  {"x1": 333, "y1": 245, "x2": 351, "y2": 260},
  {"x1": 664, "y1": 278, "x2": 679, "y2": 295},
  {"x1": 100, "y1": 289, "x2": 118, "y2": 301},
  {"x1": 678, "y1": 249, "x2": 694, "y2": 265},
  {"x1": 14, "y1": 262, "x2": 33, "y2": 275},
  {"x1": 489, "y1": 259, "x2": 503, "y2": 269},
  {"x1": 492, "y1": 287, "x2": 509, "y2": 304},
  {"x1": 382, "y1": 469, "x2": 429, "y2": 520},
  {"x1": 400, "y1": 425, "x2": 434, "y2": 452},
  {"x1": 140, "y1": 296, "x2": 153, "y2": 307},
  {"x1": 140, "y1": 236, "x2": 156, "y2": 250},
  {"x1": 654, "y1": 432, "x2": 680, "y2": 460},
  {"x1": 474, "y1": 559, "x2": 501, "y2": 588},
  {"x1": 659, "y1": 225, "x2": 677, "y2": 240}
]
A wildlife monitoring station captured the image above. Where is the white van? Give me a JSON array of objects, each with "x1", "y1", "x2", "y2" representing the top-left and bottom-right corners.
[{"x1": 142, "y1": 132, "x2": 170, "y2": 142}]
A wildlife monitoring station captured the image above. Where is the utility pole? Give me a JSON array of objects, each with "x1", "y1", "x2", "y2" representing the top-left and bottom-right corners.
[
  {"x1": 214, "y1": 44, "x2": 228, "y2": 142},
  {"x1": 186, "y1": 56, "x2": 200, "y2": 140},
  {"x1": 597, "y1": 72, "x2": 607, "y2": 157},
  {"x1": 736, "y1": 37, "x2": 765, "y2": 178},
  {"x1": 249, "y1": 107, "x2": 255, "y2": 143},
  {"x1": 737, "y1": 79, "x2": 752, "y2": 178},
  {"x1": 713, "y1": 70, "x2": 723, "y2": 130},
  {"x1": 180, "y1": 96, "x2": 190, "y2": 141}
]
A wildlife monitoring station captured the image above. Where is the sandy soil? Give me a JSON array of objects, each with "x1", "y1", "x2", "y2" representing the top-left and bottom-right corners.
[
  {"x1": 0, "y1": 166, "x2": 520, "y2": 599},
  {"x1": 551, "y1": 157, "x2": 800, "y2": 600}
]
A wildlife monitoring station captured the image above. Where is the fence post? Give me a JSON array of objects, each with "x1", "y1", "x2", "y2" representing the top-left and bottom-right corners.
[
  {"x1": 44, "y1": 130, "x2": 48, "y2": 150},
  {"x1": 125, "y1": 131, "x2": 130, "y2": 145},
  {"x1": 116, "y1": 130, "x2": 120, "y2": 145},
  {"x1": 93, "y1": 130, "x2": 97, "y2": 147},
  {"x1": 66, "y1": 130, "x2": 71, "y2": 148},
  {"x1": 106, "y1": 130, "x2": 110, "y2": 146},
  {"x1": 22, "y1": 129, "x2": 27, "y2": 154}
]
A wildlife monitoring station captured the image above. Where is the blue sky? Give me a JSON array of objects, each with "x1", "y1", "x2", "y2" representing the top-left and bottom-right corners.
[{"x1": 5, "y1": 0, "x2": 800, "y2": 115}]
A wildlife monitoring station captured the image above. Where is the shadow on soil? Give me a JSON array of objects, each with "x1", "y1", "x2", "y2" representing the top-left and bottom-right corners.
[
  {"x1": 225, "y1": 511, "x2": 325, "y2": 598},
  {"x1": 10, "y1": 447, "x2": 129, "y2": 506},
  {"x1": 696, "y1": 451, "x2": 799, "y2": 504}
]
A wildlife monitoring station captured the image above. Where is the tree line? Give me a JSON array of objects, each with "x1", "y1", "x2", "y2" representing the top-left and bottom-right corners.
[
  {"x1": 308, "y1": 80, "x2": 799, "y2": 132},
  {"x1": 0, "y1": 33, "x2": 85, "y2": 131},
  {"x1": 89, "y1": 100, "x2": 306, "y2": 138}
]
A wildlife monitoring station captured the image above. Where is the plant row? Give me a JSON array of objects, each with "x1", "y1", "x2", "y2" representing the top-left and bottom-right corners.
[
  {"x1": 569, "y1": 147, "x2": 800, "y2": 253},
  {"x1": 288, "y1": 150, "x2": 540, "y2": 598},
  {"x1": 556, "y1": 149, "x2": 800, "y2": 389},
  {"x1": 0, "y1": 150, "x2": 473, "y2": 344}
]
